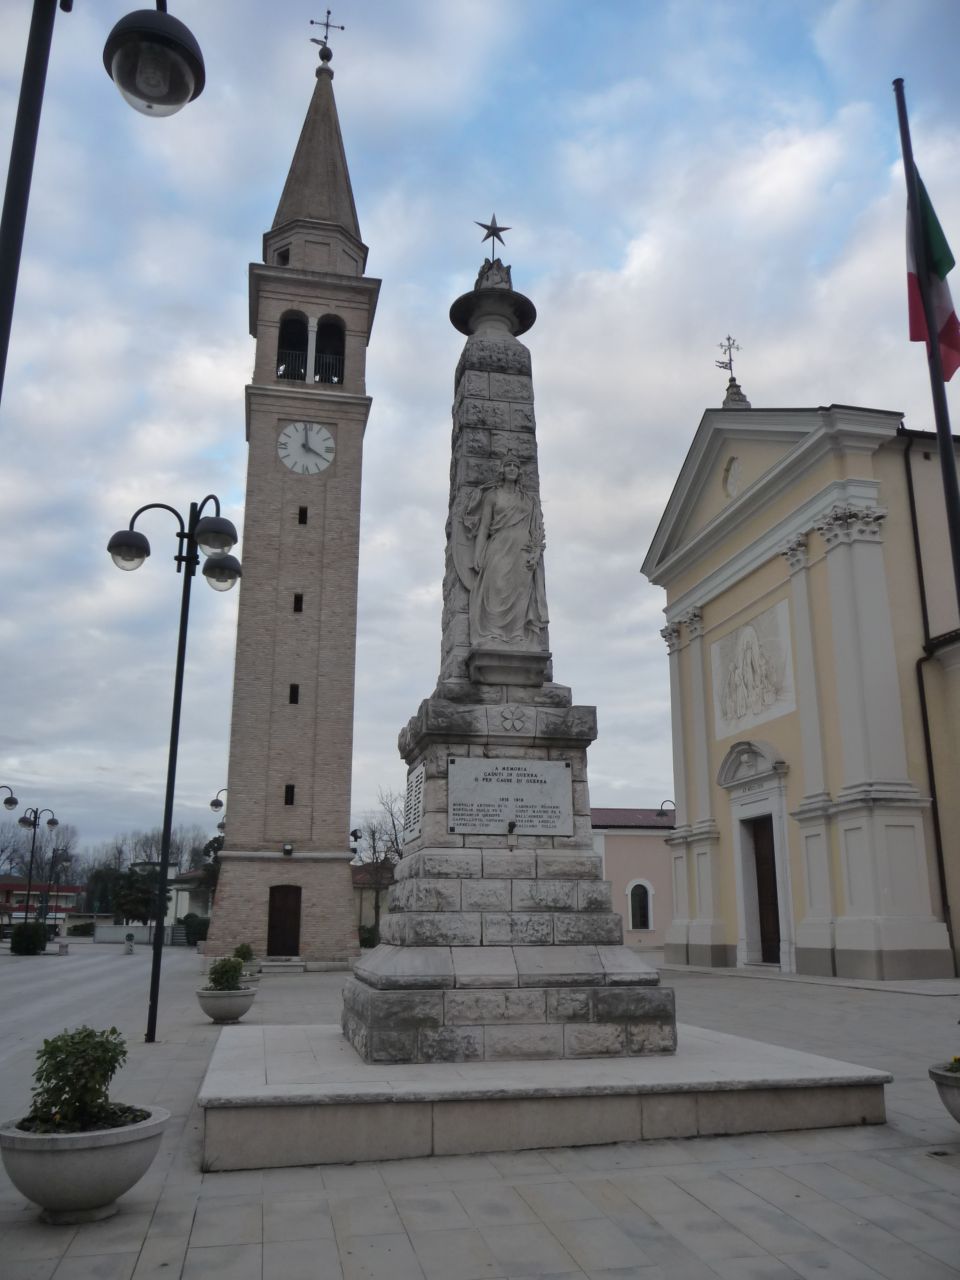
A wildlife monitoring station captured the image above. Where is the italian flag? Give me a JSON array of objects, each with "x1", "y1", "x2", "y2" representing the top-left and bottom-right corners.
[{"x1": 908, "y1": 174, "x2": 960, "y2": 381}]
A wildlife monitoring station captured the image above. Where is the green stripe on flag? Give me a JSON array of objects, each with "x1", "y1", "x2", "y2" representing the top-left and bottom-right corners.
[{"x1": 918, "y1": 175, "x2": 956, "y2": 281}]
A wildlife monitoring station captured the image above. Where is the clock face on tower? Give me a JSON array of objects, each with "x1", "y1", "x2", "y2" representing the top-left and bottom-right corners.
[{"x1": 277, "y1": 421, "x2": 336, "y2": 475}]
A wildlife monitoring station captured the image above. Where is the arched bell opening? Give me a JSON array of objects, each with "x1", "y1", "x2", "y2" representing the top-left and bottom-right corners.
[
  {"x1": 276, "y1": 311, "x2": 308, "y2": 381},
  {"x1": 314, "y1": 314, "x2": 345, "y2": 384}
]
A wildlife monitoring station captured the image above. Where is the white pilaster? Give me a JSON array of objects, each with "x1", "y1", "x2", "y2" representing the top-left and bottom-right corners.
[
  {"x1": 306, "y1": 317, "x2": 318, "y2": 383},
  {"x1": 781, "y1": 534, "x2": 834, "y2": 971}
]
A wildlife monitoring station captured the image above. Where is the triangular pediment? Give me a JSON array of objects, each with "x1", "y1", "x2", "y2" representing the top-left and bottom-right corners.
[{"x1": 642, "y1": 404, "x2": 902, "y2": 587}]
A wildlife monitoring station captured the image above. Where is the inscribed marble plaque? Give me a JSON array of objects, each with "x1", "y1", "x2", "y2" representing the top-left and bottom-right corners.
[
  {"x1": 403, "y1": 763, "x2": 425, "y2": 843},
  {"x1": 447, "y1": 759, "x2": 573, "y2": 835}
]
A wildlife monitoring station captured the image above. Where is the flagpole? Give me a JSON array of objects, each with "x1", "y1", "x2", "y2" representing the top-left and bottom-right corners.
[{"x1": 893, "y1": 78, "x2": 960, "y2": 616}]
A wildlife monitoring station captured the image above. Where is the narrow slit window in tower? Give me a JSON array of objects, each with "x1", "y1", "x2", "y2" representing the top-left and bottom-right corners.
[
  {"x1": 293, "y1": 593, "x2": 303, "y2": 613},
  {"x1": 298, "y1": 506, "x2": 308, "y2": 525},
  {"x1": 289, "y1": 683, "x2": 300, "y2": 704},
  {"x1": 284, "y1": 784, "x2": 295, "y2": 806}
]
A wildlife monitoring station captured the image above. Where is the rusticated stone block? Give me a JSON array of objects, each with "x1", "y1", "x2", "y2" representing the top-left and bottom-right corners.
[
  {"x1": 403, "y1": 913, "x2": 482, "y2": 946},
  {"x1": 379, "y1": 914, "x2": 406, "y2": 945},
  {"x1": 352, "y1": 945, "x2": 456, "y2": 990},
  {"x1": 594, "y1": 986, "x2": 675, "y2": 1023},
  {"x1": 451, "y1": 946, "x2": 518, "y2": 988},
  {"x1": 409, "y1": 879, "x2": 462, "y2": 912},
  {"x1": 484, "y1": 1024, "x2": 563, "y2": 1060},
  {"x1": 462, "y1": 370, "x2": 489, "y2": 398},
  {"x1": 564, "y1": 1024, "x2": 627, "y2": 1058},
  {"x1": 512, "y1": 879, "x2": 577, "y2": 912},
  {"x1": 577, "y1": 880, "x2": 613, "y2": 912},
  {"x1": 553, "y1": 914, "x2": 623, "y2": 945},
  {"x1": 597, "y1": 945, "x2": 661, "y2": 984},
  {"x1": 444, "y1": 988, "x2": 546, "y2": 1025},
  {"x1": 545, "y1": 988, "x2": 592, "y2": 1022},
  {"x1": 489, "y1": 373, "x2": 532, "y2": 402},
  {"x1": 515, "y1": 946, "x2": 605, "y2": 986},
  {"x1": 365, "y1": 988, "x2": 444, "y2": 1030},
  {"x1": 483, "y1": 850, "x2": 535, "y2": 879},
  {"x1": 482, "y1": 913, "x2": 554, "y2": 945},
  {"x1": 370, "y1": 1030, "x2": 417, "y2": 1062},
  {"x1": 418, "y1": 1026, "x2": 483, "y2": 1063},
  {"x1": 628, "y1": 1021, "x2": 678, "y2": 1054},
  {"x1": 461, "y1": 879, "x2": 511, "y2": 912},
  {"x1": 417, "y1": 851, "x2": 483, "y2": 879},
  {"x1": 536, "y1": 853, "x2": 602, "y2": 880}
]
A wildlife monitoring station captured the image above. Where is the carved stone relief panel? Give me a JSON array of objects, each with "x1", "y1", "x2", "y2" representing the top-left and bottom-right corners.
[{"x1": 711, "y1": 598, "x2": 796, "y2": 740}]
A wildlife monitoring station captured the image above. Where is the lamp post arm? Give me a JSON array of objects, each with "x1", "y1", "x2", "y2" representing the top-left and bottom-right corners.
[
  {"x1": 128, "y1": 502, "x2": 186, "y2": 535},
  {"x1": 0, "y1": 0, "x2": 60, "y2": 409},
  {"x1": 193, "y1": 495, "x2": 222, "y2": 523},
  {"x1": 145, "y1": 503, "x2": 197, "y2": 1043}
]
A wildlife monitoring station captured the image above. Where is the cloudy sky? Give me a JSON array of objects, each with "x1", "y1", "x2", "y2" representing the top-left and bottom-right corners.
[{"x1": 2, "y1": 0, "x2": 960, "y2": 852}]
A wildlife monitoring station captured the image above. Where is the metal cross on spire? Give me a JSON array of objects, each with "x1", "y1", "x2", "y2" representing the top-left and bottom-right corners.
[
  {"x1": 715, "y1": 334, "x2": 741, "y2": 377},
  {"x1": 310, "y1": 9, "x2": 345, "y2": 48},
  {"x1": 475, "y1": 213, "x2": 511, "y2": 259}
]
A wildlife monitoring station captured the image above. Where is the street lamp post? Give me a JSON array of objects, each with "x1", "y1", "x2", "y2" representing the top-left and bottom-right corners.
[
  {"x1": 0, "y1": 0, "x2": 205, "y2": 406},
  {"x1": 17, "y1": 807, "x2": 59, "y2": 927},
  {"x1": 209, "y1": 789, "x2": 227, "y2": 833},
  {"x1": 108, "y1": 494, "x2": 241, "y2": 1043},
  {"x1": 1, "y1": 786, "x2": 18, "y2": 813}
]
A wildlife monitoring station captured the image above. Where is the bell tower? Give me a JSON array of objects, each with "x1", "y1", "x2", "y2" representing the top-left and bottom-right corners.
[{"x1": 207, "y1": 40, "x2": 380, "y2": 963}]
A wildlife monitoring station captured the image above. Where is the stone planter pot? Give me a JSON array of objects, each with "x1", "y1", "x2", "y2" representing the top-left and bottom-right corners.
[
  {"x1": 0, "y1": 1106, "x2": 169, "y2": 1224},
  {"x1": 196, "y1": 986, "x2": 256, "y2": 1023},
  {"x1": 929, "y1": 1064, "x2": 960, "y2": 1124}
]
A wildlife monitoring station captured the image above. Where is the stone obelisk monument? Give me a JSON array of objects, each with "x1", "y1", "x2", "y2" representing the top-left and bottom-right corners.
[{"x1": 343, "y1": 234, "x2": 677, "y2": 1063}]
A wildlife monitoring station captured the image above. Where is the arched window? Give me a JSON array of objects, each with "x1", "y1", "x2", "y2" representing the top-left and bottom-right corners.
[
  {"x1": 627, "y1": 880, "x2": 653, "y2": 931},
  {"x1": 277, "y1": 311, "x2": 308, "y2": 381},
  {"x1": 315, "y1": 314, "x2": 345, "y2": 384}
]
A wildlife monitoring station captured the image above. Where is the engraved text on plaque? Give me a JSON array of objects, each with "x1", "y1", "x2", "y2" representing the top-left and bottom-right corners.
[{"x1": 448, "y1": 759, "x2": 573, "y2": 835}]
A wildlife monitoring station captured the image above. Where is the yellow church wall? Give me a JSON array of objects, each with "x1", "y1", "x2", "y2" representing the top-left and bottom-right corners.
[
  {"x1": 667, "y1": 450, "x2": 855, "y2": 603},
  {"x1": 679, "y1": 439, "x2": 801, "y2": 546}
]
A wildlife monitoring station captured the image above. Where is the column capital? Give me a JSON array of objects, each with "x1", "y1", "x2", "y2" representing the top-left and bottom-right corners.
[
  {"x1": 815, "y1": 503, "x2": 886, "y2": 549},
  {"x1": 682, "y1": 607, "x2": 704, "y2": 639},
  {"x1": 660, "y1": 623, "x2": 682, "y2": 653},
  {"x1": 780, "y1": 533, "x2": 809, "y2": 573}
]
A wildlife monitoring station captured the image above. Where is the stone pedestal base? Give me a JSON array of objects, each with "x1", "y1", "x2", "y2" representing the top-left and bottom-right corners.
[{"x1": 342, "y1": 847, "x2": 677, "y2": 1064}]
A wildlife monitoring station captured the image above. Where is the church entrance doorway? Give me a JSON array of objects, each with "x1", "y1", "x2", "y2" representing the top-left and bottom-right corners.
[
  {"x1": 748, "y1": 815, "x2": 780, "y2": 963},
  {"x1": 267, "y1": 884, "x2": 301, "y2": 956}
]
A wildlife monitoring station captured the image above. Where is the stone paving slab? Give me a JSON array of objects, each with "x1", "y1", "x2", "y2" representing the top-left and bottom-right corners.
[{"x1": 1, "y1": 945, "x2": 958, "y2": 1279}]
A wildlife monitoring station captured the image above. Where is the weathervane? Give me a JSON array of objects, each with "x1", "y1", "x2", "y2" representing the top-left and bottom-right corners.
[
  {"x1": 715, "y1": 334, "x2": 741, "y2": 378},
  {"x1": 475, "y1": 213, "x2": 511, "y2": 260},
  {"x1": 310, "y1": 9, "x2": 344, "y2": 50}
]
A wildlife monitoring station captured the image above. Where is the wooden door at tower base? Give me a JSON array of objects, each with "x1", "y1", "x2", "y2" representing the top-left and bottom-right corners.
[
  {"x1": 267, "y1": 884, "x2": 301, "y2": 956},
  {"x1": 750, "y1": 816, "x2": 780, "y2": 964}
]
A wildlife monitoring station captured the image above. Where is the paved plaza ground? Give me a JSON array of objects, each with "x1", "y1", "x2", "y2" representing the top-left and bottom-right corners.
[{"x1": 0, "y1": 939, "x2": 958, "y2": 1279}]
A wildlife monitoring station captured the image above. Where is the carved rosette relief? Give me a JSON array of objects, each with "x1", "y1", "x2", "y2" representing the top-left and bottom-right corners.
[
  {"x1": 500, "y1": 705, "x2": 529, "y2": 733},
  {"x1": 815, "y1": 504, "x2": 887, "y2": 549}
]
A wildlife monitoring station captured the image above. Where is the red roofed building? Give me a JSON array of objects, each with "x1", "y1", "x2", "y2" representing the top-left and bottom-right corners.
[{"x1": 590, "y1": 808, "x2": 675, "y2": 954}]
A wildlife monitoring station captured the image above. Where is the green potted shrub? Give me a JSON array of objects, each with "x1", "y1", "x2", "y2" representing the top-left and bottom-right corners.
[
  {"x1": 0, "y1": 1026, "x2": 168, "y2": 1223},
  {"x1": 196, "y1": 956, "x2": 256, "y2": 1023},
  {"x1": 232, "y1": 942, "x2": 259, "y2": 982},
  {"x1": 929, "y1": 1021, "x2": 960, "y2": 1125}
]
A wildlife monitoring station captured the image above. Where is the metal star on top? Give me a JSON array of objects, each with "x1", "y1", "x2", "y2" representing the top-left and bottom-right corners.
[{"x1": 475, "y1": 214, "x2": 511, "y2": 251}]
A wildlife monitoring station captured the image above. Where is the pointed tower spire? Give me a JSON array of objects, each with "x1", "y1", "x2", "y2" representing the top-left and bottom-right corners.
[{"x1": 268, "y1": 42, "x2": 362, "y2": 260}]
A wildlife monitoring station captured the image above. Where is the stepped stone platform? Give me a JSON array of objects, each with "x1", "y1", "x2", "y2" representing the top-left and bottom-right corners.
[
  {"x1": 198, "y1": 1021, "x2": 891, "y2": 1170},
  {"x1": 342, "y1": 846, "x2": 677, "y2": 1063}
]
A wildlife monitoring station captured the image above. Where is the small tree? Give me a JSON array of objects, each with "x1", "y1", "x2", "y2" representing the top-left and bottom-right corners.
[{"x1": 114, "y1": 866, "x2": 169, "y2": 926}]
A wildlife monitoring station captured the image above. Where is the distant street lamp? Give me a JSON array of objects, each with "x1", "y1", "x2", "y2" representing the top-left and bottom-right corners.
[
  {"x1": 1, "y1": 785, "x2": 18, "y2": 812},
  {"x1": 17, "y1": 806, "x2": 58, "y2": 927},
  {"x1": 209, "y1": 789, "x2": 227, "y2": 833},
  {"x1": 108, "y1": 494, "x2": 240, "y2": 1043},
  {"x1": 0, "y1": 0, "x2": 205, "y2": 405}
]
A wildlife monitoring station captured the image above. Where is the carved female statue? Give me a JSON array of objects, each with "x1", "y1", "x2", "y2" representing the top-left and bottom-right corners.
[{"x1": 458, "y1": 458, "x2": 548, "y2": 649}]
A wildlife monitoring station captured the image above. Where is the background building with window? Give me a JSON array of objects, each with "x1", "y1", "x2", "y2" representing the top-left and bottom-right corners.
[
  {"x1": 642, "y1": 380, "x2": 958, "y2": 979},
  {"x1": 591, "y1": 807, "x2": 675, "y2": 953}
]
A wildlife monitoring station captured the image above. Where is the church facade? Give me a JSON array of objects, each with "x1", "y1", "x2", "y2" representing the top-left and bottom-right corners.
[{"x1": 643, "y1": 379, "x2": 959, "y2": 980}]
